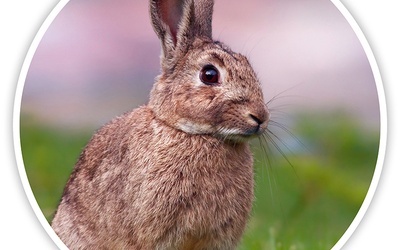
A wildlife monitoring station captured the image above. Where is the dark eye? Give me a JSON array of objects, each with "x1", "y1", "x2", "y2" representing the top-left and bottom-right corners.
[{"x1": 200, "y1": 65, "x2": 219, "y2": 85}]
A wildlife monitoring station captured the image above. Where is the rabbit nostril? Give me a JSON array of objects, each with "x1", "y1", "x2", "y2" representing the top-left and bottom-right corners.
[
  {"x1": 245, "y1": 113, "x2": 268, "y2": 136},
  {"x1": 249, "y1": 114, "x2": 263, "y2": 125}
]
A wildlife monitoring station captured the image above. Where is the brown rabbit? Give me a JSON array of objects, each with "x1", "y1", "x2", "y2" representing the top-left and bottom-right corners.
[{"x1": 51, "y1": 0, "x2": 269, "y2": 249}]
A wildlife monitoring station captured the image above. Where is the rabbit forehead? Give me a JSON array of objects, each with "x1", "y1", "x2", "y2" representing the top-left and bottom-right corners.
[
  {"x1": 185, "y1": 42, "x2": 260, "y2": 85},
  {"x1": 188, "y1": 41, "x2": 252, "y2": 71}
]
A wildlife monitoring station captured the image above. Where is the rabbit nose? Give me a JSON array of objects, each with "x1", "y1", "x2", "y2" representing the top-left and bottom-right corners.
[
  {"x1": 250, "y1": 105, "x2": 269, "y2": 123},
  {"x1": 249, "y1": 114, "x2": 264, "y2": 125},
  {"x1": 248, "y1": 106, "x2": 269, "y2": 132}
]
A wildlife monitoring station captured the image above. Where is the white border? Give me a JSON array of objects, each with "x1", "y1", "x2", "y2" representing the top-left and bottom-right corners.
[
  {"x1": 7, "y1": 0, "x2": 390, "y2": 249},
  {"x1": 337, "y1": 1, "x2": 399, "y2": 249},
  {"x1": 12, "y1": 1, "x2": 70, "y2": 249},
  {"x1": 330, "y1": 0, "x2": 386, "y2": 248}
]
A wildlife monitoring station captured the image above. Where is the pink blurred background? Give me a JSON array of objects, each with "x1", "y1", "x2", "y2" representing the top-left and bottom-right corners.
[{"x1": 21, "y1": 0, "x2": 380, "y2": 130}]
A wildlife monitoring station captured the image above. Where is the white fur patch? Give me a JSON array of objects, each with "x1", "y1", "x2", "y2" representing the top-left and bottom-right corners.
[
  {"x1": 177, "y1": 119, "x2": 212, "y2": 134},
  {"x1": 217, "y1": 127, "x2": 242, "y2": 136}
]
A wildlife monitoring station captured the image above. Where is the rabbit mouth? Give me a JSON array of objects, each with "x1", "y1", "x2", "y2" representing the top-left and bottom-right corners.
[
  {"x1": 244, "y1": 125, "x2": 267, "y2": 136},
  {"x1": 216, "y1": 123, "x2": 268, "y2": 141},
  {"x1": 221, "y1": 110, "x2": 269, "y2": 140}
]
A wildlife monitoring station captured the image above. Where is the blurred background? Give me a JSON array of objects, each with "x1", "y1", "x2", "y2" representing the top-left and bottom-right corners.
[{"x1": 19, "y1": 0, "x2": 381, "y2": 249}]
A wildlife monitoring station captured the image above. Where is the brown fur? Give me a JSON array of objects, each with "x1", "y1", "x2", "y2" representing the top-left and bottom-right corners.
[{"x1": 52, "y1": 0, "x2": 269, "y2": 249}]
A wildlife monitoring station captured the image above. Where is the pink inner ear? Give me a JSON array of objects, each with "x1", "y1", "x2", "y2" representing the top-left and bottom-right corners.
[{"x1": 159, "y1": 0, "x2": 183, "y2": 45}]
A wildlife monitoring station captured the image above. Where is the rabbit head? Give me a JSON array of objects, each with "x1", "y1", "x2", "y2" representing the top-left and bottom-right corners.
[{"x1": 149, "y1": 0, "x2": 269, "y2": 141}]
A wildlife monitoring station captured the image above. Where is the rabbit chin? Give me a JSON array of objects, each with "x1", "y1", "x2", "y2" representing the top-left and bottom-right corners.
[{"x1": 176, "y1": 119, "x2": 260, "y2": 142}]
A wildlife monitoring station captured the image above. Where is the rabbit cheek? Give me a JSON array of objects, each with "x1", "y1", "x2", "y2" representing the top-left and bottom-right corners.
[{"x1": 172, "y1": 86, "x2": 221, "y2": 135}]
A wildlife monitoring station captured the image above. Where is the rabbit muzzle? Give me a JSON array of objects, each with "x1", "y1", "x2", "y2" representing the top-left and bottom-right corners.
[
  {"x1": 247, "y1": 110, "x2": 269, "y2": 135},
  {"x1": 242, "y1": 104, "x2": 270, "y2": 136}
]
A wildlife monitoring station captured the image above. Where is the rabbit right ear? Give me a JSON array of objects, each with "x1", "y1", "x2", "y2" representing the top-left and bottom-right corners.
[{"x1": 150, "y1": 0, "x2": 214, "y2": 74}]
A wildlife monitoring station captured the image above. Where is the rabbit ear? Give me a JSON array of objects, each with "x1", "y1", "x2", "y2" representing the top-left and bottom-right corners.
[{"x1": 150, "y1": 0, "x2": 214, "y2": 73}]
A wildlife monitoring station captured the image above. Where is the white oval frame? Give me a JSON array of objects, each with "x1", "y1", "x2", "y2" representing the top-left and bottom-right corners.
[{"x1": 12, "y1": 0, "x2": 387, "y2": 249}]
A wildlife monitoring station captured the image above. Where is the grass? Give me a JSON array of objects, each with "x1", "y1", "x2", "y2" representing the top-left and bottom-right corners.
[{"x1": 19, "y1": 111, "x2": 379, "y2": 249}]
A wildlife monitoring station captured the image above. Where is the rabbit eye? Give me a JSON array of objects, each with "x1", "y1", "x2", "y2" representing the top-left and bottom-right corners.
[{"x1": 200, "y1": 65, "x2": 219, "y2": 85}]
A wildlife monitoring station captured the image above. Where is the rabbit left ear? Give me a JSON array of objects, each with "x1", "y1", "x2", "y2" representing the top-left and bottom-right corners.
[{"x1": 150, "y1": 0, "x2": 214, "y2": 73}]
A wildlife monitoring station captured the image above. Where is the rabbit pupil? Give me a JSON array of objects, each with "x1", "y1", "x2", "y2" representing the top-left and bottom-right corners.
[{"x1": 200, "y1": 65, "x2": 219, "y2": 85}]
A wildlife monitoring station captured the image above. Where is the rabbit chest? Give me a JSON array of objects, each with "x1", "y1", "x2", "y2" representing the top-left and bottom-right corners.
[{"x1": 127, "y1": 108, "x2": 255, "y2": 248}]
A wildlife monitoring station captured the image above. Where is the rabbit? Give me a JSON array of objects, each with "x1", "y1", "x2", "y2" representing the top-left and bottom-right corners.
[{"x1": 51, "y1": 0, "x2": 269, "y2": 249}]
